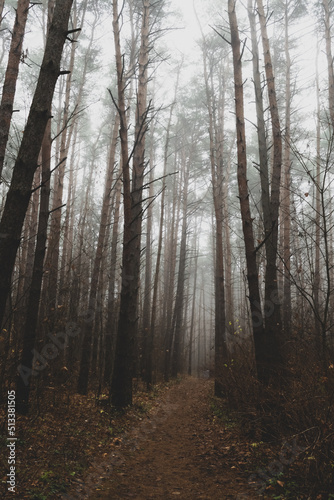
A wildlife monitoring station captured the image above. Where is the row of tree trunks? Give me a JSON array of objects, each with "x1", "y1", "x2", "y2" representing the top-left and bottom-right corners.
[
  {"x1": 77, "y1": 113, "x2": 120, "y2": 395},
  {"x1": 0, "y1": 0, "x2": 74, "y2": 332}
]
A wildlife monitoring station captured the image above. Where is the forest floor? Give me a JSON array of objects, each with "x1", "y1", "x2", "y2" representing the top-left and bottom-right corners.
[
  {"x1": 67, "y1": 376, "x2": 256, "y2": 500},
  {"x1": 0, "y1": 376, "x2": 328, "y2": 499}
]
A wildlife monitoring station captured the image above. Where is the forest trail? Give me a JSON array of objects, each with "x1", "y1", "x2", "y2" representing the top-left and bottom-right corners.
[{"x1": 67, "y1": 377, "x2": 258, "y2": 499}]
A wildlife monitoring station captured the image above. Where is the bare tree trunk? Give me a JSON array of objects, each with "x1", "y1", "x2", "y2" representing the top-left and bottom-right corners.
[
  {"x1": 0, "y1": 0, "x2": 74, "y2": 330},
  {"x1": 171, "y1": 158, "x2": 189, "y2": 378},
  {"x1": 45, "y1": 17, "x2": 78, "y2": 313},
  {"x1": 314, "y1": 49, "x2": 321, "y2": 339},
  {"x1": 257, "y1": 0, "x2": 283, "y2": 374},
  {"x1": 164, "y1": 162, "x2": 180, "y2": 380},
  {"x1": 58, "y1": 120, "x2": 79, "y2": 304},
  {"x1": 247, "y1": 0, "x2": 271, "y2": 253},
  {"x1": 104, "y1": 163, "x2": 122, "y2": 385},
  {"x1": 188, "y1": 236, "x2": 198, "y2": 376},
  {"x1": 0, "y1": 0, "x2": 30, "y2": 180},
  {"x1": 228, "y1": 0, "x2": 266, "y2": 382},
  {"x1": 223, "y1": 143, "x2": 234, "y2": 338},
  {"x1": 16, "y1": 169, "x2": 40, "y2": 314},
  {"x1": 141, "y1": 136, "x2": 154, "y2": 383},
  {"x1": 282, "y1": 0, "x2": 292, "y2": 334},
  {"x1": 111, "y1": 0, "x2": 151, "y2": 407},
  {"x1": 16, "y1": 125, "x2": 52, "y2": 414}
]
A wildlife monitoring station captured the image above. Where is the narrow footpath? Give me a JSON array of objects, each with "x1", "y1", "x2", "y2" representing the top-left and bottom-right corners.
[{"x1": 66, "y1": 377, "x2": 259, "y2": 499}]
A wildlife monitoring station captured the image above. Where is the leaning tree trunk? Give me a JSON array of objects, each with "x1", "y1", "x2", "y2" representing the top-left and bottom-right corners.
[
  {"x1": 16, "y1": 126, "x2": 52, "y2": 415},
  {"x1": 0, "y1": 0, "x2": 74, "y2": 330},
  {"x1": 44, "y1": 22, "x2": 78, "y2": 314},
  {"x1": 0, "y1": 0, "x2": 30, "y2": 180}
]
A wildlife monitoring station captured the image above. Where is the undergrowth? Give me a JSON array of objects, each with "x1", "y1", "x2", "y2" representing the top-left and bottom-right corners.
[{"x1": 214, "y1": 334, "x2": 334, "y2": 498}]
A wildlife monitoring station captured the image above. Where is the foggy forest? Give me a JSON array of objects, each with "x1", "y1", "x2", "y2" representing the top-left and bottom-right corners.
[{"x1": 0, "y1": 0, "x2": 334, "y2": 497}]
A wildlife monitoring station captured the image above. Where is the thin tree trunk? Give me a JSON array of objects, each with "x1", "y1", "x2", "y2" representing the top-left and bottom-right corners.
[
  {"x1": 188, "y1": 237, "x2": 198, "y2": 376},
  {"x1": 141, "y1": 137, "x2": 154, "y2": 384},
  {"x1": 164, "y1": 162, "x2": 180, "y2": 380},
  {"x1": 282, "y1": 0, "x2": 292, "y2": 334},
  {"x1": 58, "y1": 120, "x2": 79, "y2": 303},
  {"x1": 104, "y1": 162, "x2": 122, "y2": 385},
  {"x1": 200, "y1": 34, "x2": 227, "y2": 395},
  {"x1": 314, "y1": 49, "x2": 321, "y2": 339},
  {"x1": 171, "y1": 160, "x2": 189, "y2": 378}
]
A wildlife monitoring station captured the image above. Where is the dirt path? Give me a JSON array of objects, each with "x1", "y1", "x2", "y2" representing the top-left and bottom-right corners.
[{"x1": 64, "y1": 377, "x2": 258, "y2": 499}]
